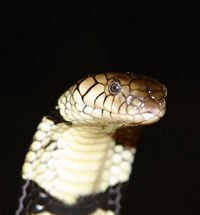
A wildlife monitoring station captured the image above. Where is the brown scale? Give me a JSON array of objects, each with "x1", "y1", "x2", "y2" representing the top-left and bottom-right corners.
[{"x1": 113, "y1": 126, "x2": 142, "y2": 148}]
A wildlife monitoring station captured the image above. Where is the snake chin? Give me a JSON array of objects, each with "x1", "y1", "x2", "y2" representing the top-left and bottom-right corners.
[
  {"x1": 142, "y1": 108, "x2": 166, "y2": 124},
  {"x1": 124, "y1": 113, "x2": 160, "y2": 126},
  {"x1": 141, "y1": 112, "x2": 161, "y2": 125}
]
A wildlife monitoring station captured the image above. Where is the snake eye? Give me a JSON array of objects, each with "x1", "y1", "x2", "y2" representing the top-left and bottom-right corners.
[{"x1": 109, "y1": 81, "x2": 121, "y2": 95}]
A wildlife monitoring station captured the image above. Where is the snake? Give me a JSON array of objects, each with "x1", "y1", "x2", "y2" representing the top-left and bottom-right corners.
[{"x1": 16, "y1": 72, "x2": 167, "y2": 215}]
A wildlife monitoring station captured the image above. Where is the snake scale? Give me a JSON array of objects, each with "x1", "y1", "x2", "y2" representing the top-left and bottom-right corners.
[{"x1": 16, "y1": 72, "x2": 167, "y2": 215}]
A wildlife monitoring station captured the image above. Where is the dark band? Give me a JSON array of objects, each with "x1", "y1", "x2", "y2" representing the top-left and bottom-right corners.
[{"x1": 16, "y1": 180, "x2": 127, "y2": 215}]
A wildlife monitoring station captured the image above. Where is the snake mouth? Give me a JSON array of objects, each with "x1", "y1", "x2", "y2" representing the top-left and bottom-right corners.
[
  {"x1": 123, "y1": 97, "x2": 166, "y2": 125},
  {"x1": 140, "y1": 110, "x2": 164, "y2": 124},
  {"x1": 124, "y1": 110, "x2": 165, "y2": 126},
  {"x1": 120, "y1": 95, "x2": 166, "y2": 125},
  {"x1": 139, "y1": 102, "x2": 166, "y2": 124}
]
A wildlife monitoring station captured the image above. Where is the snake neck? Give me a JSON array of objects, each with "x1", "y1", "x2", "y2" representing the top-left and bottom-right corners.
[{"x1": 69, "y1": 123, "x2": 123, "y2": 137}]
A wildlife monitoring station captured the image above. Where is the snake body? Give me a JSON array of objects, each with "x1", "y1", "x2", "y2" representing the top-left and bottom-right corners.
[{"x1": 16, "y1": 72, "x2": 167, "y2": 215}]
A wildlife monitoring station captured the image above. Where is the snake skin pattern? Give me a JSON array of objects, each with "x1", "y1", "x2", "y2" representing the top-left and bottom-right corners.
[{"x1": 16, "y1": 72, "x2": 167, "y2": 215}]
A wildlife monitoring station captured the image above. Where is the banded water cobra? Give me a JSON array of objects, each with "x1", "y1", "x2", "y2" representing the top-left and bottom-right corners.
[{"x1": 16, "y1": 72, "x2": 167, "y2": 215}]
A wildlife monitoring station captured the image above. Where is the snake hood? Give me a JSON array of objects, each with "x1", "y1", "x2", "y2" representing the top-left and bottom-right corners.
[{"x1": 58, "y1": 72, "x2": 167, "y2": 127}]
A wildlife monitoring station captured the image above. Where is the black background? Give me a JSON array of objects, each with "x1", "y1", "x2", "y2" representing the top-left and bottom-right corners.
[{"x1": 1, "y1": 2, "x2": 200, "y2": 215}]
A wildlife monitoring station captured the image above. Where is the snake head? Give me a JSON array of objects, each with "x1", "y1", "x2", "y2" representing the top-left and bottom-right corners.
[{"x1": 58, "y1": 72, "x2": 167, "y2": 126}]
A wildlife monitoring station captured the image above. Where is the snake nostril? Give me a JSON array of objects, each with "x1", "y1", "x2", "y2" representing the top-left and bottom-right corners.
[{"x1": 162, "y1": 85, "x2": 167, "y2": 97}]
